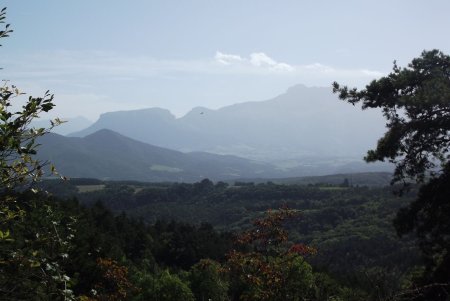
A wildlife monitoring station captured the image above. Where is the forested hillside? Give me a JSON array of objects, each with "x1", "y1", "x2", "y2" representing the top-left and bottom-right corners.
[
  {"x1": 37, "y1": 129, "x2": 282, "y2": 182},
  {"x1": 39, "y1": 178, "x2": 420, "y2": 299},
  {"x1": 2, "y1": 181, "x2": 420, "y2": 300}
]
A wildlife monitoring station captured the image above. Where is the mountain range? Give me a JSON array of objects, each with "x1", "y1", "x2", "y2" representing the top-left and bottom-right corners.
[
  {"x1": 70, "y1": 84, "x2": 386, "y2": 163},
  {"x1": 37, "y1": 84, "x2": 393, "y2": 182},
  {"x1": 37, "y1": 129, "x2": 283, "y2": 182}
]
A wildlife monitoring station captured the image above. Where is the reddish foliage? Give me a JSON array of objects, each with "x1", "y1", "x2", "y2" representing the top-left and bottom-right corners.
[
  {"x1": 236, "y1": 206, "x2": 299, "y2": 253},
  {"x1": 226, "y1": 207, "x2": 316, "y2": 300},
  {"x1": 87, "y1": 258, "x2": 134, "y2": 301},
  {"x1": 288, "y1": 243, "x2": 317, "y2": 256}
]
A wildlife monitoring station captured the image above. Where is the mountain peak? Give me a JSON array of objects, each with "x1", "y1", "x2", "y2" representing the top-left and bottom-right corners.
[
  {"x1": 181, "y1": 106, "x2": 215, "y2": 120},
  {"x1": 284, "y1": 83, "x2": 330, "y2": 96},
  {"x1": 286, "y1": 83, "x2": 308, "y2": 93},
  {"x1": 84, "y1": 128, "x2": 121, "y2": 138}
]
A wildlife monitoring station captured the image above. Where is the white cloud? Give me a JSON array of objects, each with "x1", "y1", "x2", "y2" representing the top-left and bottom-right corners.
[
  {"x1": 212, "y1": 51, "x2": 384, "y2": 80},
  {"x1": 215, "y1": 51, "x2": 244, "y2": 65},
  {"x1": 249, "y1": 52, "x2": 277, "y2": 67},
  {"x1": 271, "y1": 62, "x2": 295, "y2": 72},
  {"x1": 213, "y1": 51, "x2": 294, "y2": 72},
  {"x1": 250, "y1": 52, "x2": 294, "y2": 72},
  {"x1": 1, "y1": 50, "x2": 384, "y2": 83}
]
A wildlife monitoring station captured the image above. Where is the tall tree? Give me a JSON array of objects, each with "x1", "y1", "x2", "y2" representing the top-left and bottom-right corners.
[{"x1": 333, "y1": 49, "x2": 450, "y2": 300}]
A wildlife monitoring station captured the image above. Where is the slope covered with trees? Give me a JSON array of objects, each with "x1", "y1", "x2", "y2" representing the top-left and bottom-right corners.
[
  {"x1": 37, "y1": 129, "x2": 282, "y2": 182},
  {"x1": 40, "y1": 178, "x2": 420, "y2": 299}
]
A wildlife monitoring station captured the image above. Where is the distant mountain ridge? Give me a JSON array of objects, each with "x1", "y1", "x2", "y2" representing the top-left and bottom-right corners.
[
  {"x1": 70, "y1": 84, "x2": 386, "y2": 162},
  {"x1": 38, "y1": 129, "x2": 282, "y2": 182}
]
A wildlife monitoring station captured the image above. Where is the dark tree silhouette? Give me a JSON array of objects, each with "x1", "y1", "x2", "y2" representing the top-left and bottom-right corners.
[{"x1": 333, "y1": 49, "x2": 450, "y2": 300}]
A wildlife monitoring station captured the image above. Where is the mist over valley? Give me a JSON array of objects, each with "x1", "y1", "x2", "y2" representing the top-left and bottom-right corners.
[{"x1": 44, "y1": 84, "x2": 393, "y2": 181}]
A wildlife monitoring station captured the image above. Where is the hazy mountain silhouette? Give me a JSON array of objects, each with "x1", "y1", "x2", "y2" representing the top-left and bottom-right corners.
[
  {"x1": 38, "y1": 129, "x2": 281, "y2": 182},
  {"x1": 70, "y1": 84, "x2": 386, "y2": 163}
]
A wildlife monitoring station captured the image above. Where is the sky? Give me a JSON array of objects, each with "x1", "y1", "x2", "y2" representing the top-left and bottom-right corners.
[{"x1": 1, "y1": 0, "x2": 450, "y2": 121}]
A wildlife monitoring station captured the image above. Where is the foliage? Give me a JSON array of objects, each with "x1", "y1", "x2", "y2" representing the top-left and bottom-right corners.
[
  {"x1": 0, "y1": 8, "x2": 73, "y2": 300},
  {"x1": 333, "y1": 49, "x2": 450, "y2": 299},
  {"x1": 152, "y1": 220, "x2": 233, "y2": 269},
  {"x1": 44, "y1": 177, "x2": 420, "y2": 298},
  {"x1": 84, "y1": 258, "x2": 134, "y2": 301},
  {"x1": 0, "y1": 8, "x2": 12, "y2": 46},
  {"x1": 0, "y1": 194, "x2": 74, "y2": 300},
  {"x1": 226, "y1": 208, "x2": 316, "y2": 300},
  {"x1": 333, "y1": 49, "x2": 450, "y2": 185},
  {"x1": 37, "y1": 198, "x2": 232, "y2": 298},
  {"x1": 0, "y1": 83, "x2": 60, "y2": 190},
  {"x1": 0, "y1": 192, "x2": 76, "y2": 300},
  {"x1": 311, "y1": 272, "x2": 368, "y2": 301},
  {"x1": 189, "y1": 259, "x2": 229, "y2": 301},
  {"x1": 3, "y1": 183, "x2": 406, "y2": 300},
  {"x1": 152, "y1": 270, "x2": 195, "y2": 301},
  {"x1": 0, "y1": 6, "x2": 60, "y2": 228},
  {"x1": 0, "y1": 82, "x2": 68, "y2": 299},
  {"x1": 394, "y1": 164, "x2": 450, "y2": 300}
]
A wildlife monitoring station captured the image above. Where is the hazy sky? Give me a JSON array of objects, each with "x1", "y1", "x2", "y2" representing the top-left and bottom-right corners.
[{"x1": 1, "y1": 1, "x2": 450, "y2": 120}]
